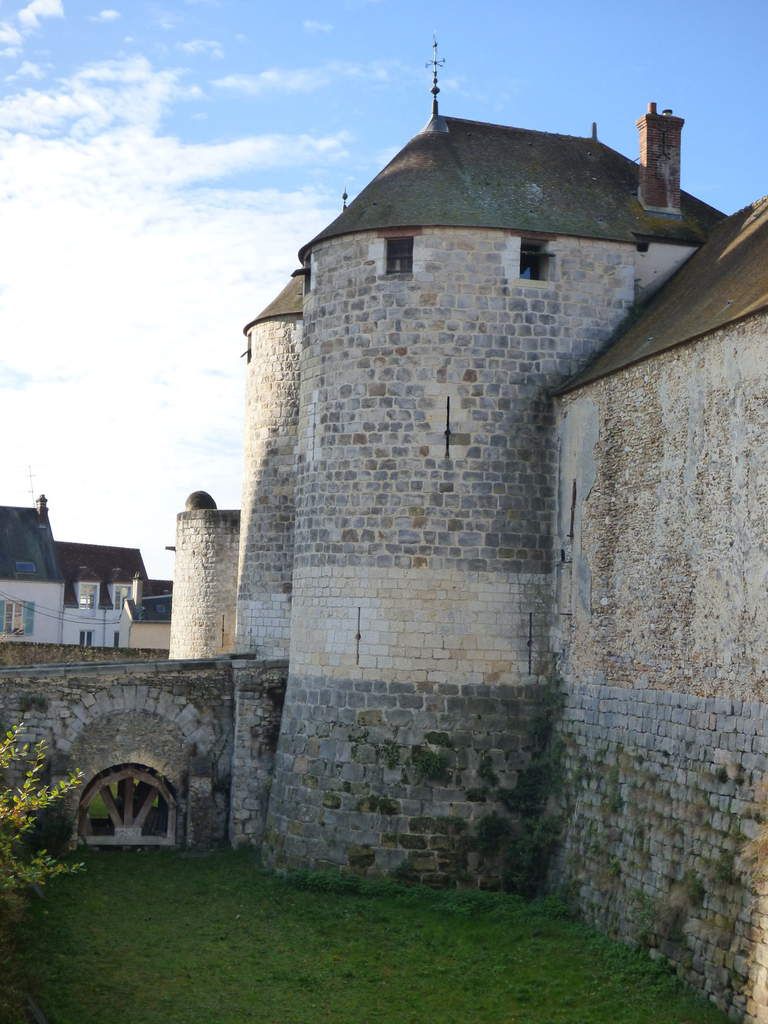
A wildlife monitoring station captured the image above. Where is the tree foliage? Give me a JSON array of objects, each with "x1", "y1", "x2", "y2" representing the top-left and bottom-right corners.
[{"x1": 1, "y1": 723, "x2": 82, "y2": 892}]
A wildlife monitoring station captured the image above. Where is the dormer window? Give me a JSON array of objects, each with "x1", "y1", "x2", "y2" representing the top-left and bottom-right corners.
[
  {"x1": 520, "y1": 241, "x2": 549, "y2": 281},
  {"x1": 386, "y1": 237, "x2": 413, "y2": 274},
  {"x1": 79, "y1": 582, "x2": 97, "y2": 609}
]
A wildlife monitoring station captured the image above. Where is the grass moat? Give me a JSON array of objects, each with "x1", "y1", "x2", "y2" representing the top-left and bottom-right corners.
[{"x1": 16, "y1": 849, "x2": 730, "y2": 1024}]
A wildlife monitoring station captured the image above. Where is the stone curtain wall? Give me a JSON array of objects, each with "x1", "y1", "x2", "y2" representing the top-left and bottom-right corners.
[
  {"x1": 0, "y1": 655, "x2": 287, "y2": 850},
  {"x1": 554, "y1": 314, "x2": 768, "y2": 1019},
  {"x1": 235, "y1": 316, "x2": 301, "y2": 658},
  {"x1": 266, "y1": 227, "x2": 639, "y2": 877},
  {"x1": 555, "y1": 313, "x2": 768, "y2": 697},
  {"x1": 169, "y1": 509, "x2": 241, "y2": 659},
  {"x1": 0, "y1": 642, "x2": 168, "y2": 666},
  {"x1": 558, "y1": 683, "x2": 768, "y2": 1022}
]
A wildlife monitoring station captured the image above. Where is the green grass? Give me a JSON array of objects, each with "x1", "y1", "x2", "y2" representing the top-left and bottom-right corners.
[{"x1": 18, "y1": 850, "x2": 729, "y2": 1024}]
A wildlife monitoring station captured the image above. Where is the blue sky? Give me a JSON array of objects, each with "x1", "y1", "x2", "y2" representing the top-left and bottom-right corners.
[{"x1": 0, "y1": 0, "x2": 765, "y2": 577}]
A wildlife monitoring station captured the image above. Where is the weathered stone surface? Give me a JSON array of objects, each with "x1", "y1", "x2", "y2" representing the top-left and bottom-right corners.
[
  {"x1": 235, "y1": 315, "x2": 300, "y2": 659},
  {"x1": 0, "y1": 656, "x2": 286, "y2": 851},
  {"x1": 169, "y1": 510, "x2": 240, "y2": 659}
]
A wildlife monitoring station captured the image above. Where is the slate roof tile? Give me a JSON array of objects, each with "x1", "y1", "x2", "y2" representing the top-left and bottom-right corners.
[{"x1": 300, "y1": 116, "x2": 723, "y2": 260}]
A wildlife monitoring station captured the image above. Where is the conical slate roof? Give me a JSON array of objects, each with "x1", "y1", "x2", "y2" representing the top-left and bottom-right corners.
[
  {"x1": 243, "y1": 276, "x2": 304, "y2": 335},
  {"x1": 299, "y1": 116, "x2": 722, "y2": 260}
]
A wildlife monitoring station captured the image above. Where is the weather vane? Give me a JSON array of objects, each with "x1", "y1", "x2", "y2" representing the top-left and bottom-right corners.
[{"x1": 426, "y1": 35, "x2": 445, "y2": 117}]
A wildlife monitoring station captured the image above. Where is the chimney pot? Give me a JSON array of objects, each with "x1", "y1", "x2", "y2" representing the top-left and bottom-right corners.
[{"x1": 648, "y1": 101, "x2": 657, "y2": 114}]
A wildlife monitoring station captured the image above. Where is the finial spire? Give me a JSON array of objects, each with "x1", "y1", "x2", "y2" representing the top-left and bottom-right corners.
[
  {"x1": 426, "y1": 35, "x2": 445, "y2": 118},
  {"x1": 342, "y1": 186, "x2": 348, "y2": 210}
]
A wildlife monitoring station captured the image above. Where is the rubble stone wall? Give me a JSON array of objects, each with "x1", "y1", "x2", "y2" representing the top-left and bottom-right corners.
[
  {"x1": 0, "y1": 656, "x2": 286, "y2": 851},
  {"x1": 554, "y1": 313, "x2": 768, "y2": 1021}
]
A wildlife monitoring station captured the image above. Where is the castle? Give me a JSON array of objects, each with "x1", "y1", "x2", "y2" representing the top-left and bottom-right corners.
[{"x1": 4, "y1": 89, "x2": 768, "y2": 1021}]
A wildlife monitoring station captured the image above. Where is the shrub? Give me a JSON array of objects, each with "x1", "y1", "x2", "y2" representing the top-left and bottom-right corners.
[{"x1": 1, "y1": 724, "x2": 82, "y2": 1023}]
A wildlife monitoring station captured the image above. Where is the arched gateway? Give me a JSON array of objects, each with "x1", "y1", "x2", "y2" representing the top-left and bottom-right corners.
[{"x1": 78, "y1": 764, "x2": 177, "y2": 847}]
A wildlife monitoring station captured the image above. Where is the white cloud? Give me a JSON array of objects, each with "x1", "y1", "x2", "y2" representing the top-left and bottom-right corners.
[
  {"x1": 89, "y1": 9, "x2": 121, "y2": 22},
  {"x1": 17, "y1": 0, "x2": 64, "y2": 30},
  {"x1": 177, "y1": 38, "x2": 223, "y2": 59},
  {"x1": 5, "y1": 59, "x2": 45, "y2": 80},
  {"x1": 302, "y1": 20, "x2": 332, "y2": 33},
  {"x1": 0, "y1": 56, "x2": 342, "y2": 576},
  {"x1": 213, "y1": 60, "x2": 392, "y2": 97},
  {"x1": 0, "y1": 21, "x2": 23, "y2": 46},
  {"x1": 0, "y1": 56, "x2": 200, "y2": 134}
]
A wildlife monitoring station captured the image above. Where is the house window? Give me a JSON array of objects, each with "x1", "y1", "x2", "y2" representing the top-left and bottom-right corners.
[
  {"x1": 520, "y1": 241, "x2": 548, "y2": 281},
  {"x1": 113, "y1": 584, "x2": 131, "y2": 611},
  {"x1": 1, "y1": 600, "x2": 33, "y2": 635},
  {"x1": 386, "y1": 237, "x2": 414, "y2": 274},
  {"x1": 113, "y1": 631, "x2": 120, "y2": 648},
  {"x1": 79, "y1": 583, "x2": 97, "y2": 609},
  {"x1": 79, "y1": 630, "x2": 93, "y2": 647}
]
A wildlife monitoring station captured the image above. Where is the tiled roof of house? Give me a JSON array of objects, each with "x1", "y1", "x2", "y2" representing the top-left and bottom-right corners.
[
  {"x1": 561, "y1": 195, "x2": 768, "y2": 391},
  {"x1": 244, "y1": 276, "x2": 303, "y2": 334},
  {"x1": 144, "y1": 578, "x2": 173, "y2": 597},
  {"x1": 56, "y1": 541, "x2": 147, "y2": 609},
  {"x1": 299, "y1": 116, "x2": 723, "y2": 260},
  {"x1": 0, "y1": 506, "x2": 61, "y2": 582}
]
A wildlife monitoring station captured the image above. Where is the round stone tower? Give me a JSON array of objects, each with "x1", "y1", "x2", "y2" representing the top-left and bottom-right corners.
[
  {"x1": 234, "y1": 277, "x2": 302, "y2": 658},
  {"x1": 169, "y1": 491, "x2": 241, "y2": 659},
  {"x1": 263, "y1": 103, "x2": 700, "y2": 881}
]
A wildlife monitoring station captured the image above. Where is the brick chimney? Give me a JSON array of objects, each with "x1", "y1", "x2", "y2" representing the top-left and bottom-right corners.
[
  {"x1": 35, "y1": 493, "x2": 49, "y2": 526},
  {"x1": 636, "y1": 101, "x2": 685, "y2": 216}
]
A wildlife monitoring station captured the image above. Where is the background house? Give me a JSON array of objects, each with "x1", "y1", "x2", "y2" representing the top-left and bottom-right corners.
[
  {"x1": 0, "y1": 496, "x2": 170, "y2": 649},
  {"x1": 118, "y1": 577, "x2": 173, "y2": 650},
  {"x1": 0, "y1": 496, "x2": 63, "y2": 644}
]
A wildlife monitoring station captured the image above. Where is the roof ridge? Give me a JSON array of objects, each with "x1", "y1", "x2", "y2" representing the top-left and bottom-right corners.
[
  {"x1": 444, "y1": 115, "x2": 592, "y2": 142},
  {"x1": 56, "y1": 540, "x2": 142, "y2": 552}
]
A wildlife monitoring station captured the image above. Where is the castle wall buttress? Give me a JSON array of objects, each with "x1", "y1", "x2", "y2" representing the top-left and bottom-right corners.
[{"x1": 263, "y1": 226, "x2": 638, "y2": 881}]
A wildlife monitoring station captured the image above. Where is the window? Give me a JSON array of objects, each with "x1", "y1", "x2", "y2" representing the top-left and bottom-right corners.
[
  {"x1": 113, "y1": 631, "x2": 120, "y2": 648},
  {"x1": 386, "y1": 237, "x2": 414, "y2": 274},
  {"x1": 1, "y1": 599, "x2": 33, "y2": 635},
  {"x1": 79, "y1": 630, "x2": 93, "y2": 647},
  {"x1": 113, "y1": 584, "x2": 131, "y2": 611},
  {"x1": 15, "y1": 560, "x2": 36, "y2": 574},
  {"x1": 520, "y1": 241, "x2": 548, "y2": 281},
  {"x1": 79, "y1": 583, "x2": 97, "y2": 609}
]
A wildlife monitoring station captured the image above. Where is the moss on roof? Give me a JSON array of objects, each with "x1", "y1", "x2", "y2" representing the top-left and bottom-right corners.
[
  {"x1": 562, "y1": 196, "x2": 768, "y2": 391},
  {"x1": 299, "y1": 116, "x2": 722, "y2": 260},
  {"x1": 244, "y1": 276, "x2": 303, "y2": 334}
]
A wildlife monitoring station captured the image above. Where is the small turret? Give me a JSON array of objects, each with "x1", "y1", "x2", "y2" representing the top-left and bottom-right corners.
[{"x1": 234, "y1": 278, "x2": 302, "y2": 658}]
